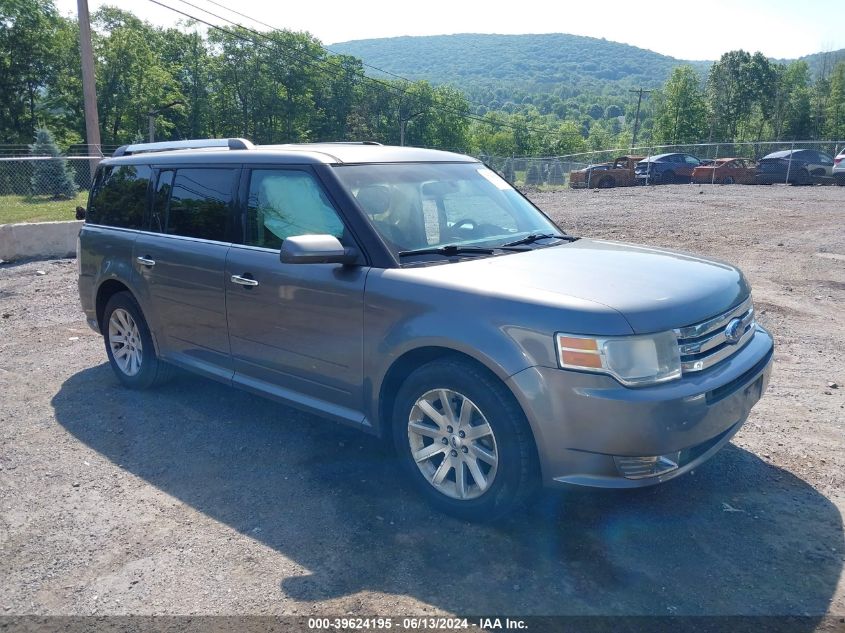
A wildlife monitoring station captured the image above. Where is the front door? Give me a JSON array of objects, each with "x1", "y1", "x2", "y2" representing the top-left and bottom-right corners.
[{"x1": 224, "y1": 167, "x2": 369, "y2": 425}]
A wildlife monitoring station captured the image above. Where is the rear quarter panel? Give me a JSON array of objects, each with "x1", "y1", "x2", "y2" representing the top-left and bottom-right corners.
[{"x1": 78, "y1": 225, "x2": 140, "y2": 328}]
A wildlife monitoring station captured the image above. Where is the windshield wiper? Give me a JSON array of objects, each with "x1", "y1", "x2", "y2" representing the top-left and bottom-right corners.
[
  {"x1": 501, "y1": 233, "x2": 578, "y2": 247},
  {"x1": 398, "y1": 245, "x2": 497, "y2": 258}
]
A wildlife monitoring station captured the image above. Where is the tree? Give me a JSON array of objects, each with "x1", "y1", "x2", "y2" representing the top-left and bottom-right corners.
[
  {"x1": 776, "y1": 62, "x2": 813, "y2": 140},
  {"x1": 29, "y1": 128, "x2": 77, "y2": 199},
  {"x1": 824, "y1": 62, "x2": 845, "y2": 140},
  {"x1": 653, "y1": 66, "x2": 707, "y2": 143},
  {"x1": 604, "y1": 104, "x2": 623, "y2": 119},
  {"x1": 94, "y1": 8, "x2": 183, "y2": 143},
  {"x1": 0, "y1": 0, "x2": 66, "y2": 143},
  {"x1": 587, "y1": 103, "x2": 604, "y2": 119},
  {"x1": 707, "y1": 50, "x2": 755, "y2": 141},
  {"x1": 524, "y1": 162, "x2": 541, "y2": 185}
]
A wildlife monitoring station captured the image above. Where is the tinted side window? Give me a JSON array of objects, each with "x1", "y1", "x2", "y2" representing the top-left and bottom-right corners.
[
  {"x1": 87, "y1": 164, "x2": 151, "y2": 228},
  {"x1": 245, "y1": 169, "x2": 344, "y2": 249},
  {"x1": 166, "y1": 169, "x2": 235, "y2": 241}
]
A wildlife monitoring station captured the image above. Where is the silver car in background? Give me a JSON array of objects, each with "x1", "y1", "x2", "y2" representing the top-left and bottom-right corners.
[
  {"x1": 78, "y1": 139, "x2": 774, "y2": 520},
  {"x1": 834, "y1": 148, "x2": 845, "y2": 185}
]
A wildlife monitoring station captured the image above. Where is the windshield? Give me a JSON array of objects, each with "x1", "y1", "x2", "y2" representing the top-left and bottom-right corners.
[{"x1": 332, "y1": 163, "x2": 561, "y2": 260}]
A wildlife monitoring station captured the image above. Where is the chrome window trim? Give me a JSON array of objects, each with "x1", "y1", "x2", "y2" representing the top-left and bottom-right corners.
[
  {"x1": 88, "y1": 224, "x2": 233, "y2": 247},
  {"x1": 83, "y1": 224, "x2": 144, "y2": 235}
]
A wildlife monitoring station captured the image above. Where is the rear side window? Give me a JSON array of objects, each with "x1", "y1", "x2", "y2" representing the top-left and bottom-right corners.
[
  {"x1": 160, "y1": 168, "x2": 236, "y2": 241},
  {"x1": 87, "y1": 164, "x2": 152, "y2": 228}
]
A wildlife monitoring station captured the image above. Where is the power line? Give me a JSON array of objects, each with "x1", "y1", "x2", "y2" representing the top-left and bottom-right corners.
[
  {"x1": 145, "y1": 0, "x2": 581, "y2": 143},
  {"x1": 187, "y1": 0, "x2": 583, "y2": 139},
  {"x1": 197, "y1": 0, "x2": 413, "y2": 84}
]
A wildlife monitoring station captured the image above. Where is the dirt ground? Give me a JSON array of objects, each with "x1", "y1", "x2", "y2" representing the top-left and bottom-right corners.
[{"x1": 0, "y1": 184, "x2": 843, "y2": 624}]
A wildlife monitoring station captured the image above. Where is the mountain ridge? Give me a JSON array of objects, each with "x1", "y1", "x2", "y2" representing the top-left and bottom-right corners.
[{"x1": 331, "y1": 33, "x2": 845, "y2": 97}]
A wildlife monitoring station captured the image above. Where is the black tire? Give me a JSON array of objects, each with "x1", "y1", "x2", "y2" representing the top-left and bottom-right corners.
[
  {"x1": 790, "y1": 168, "x2": 810, "y2": 186},
  {"x1": 102, "y1": 291, "x2": 174, "y2": 389},
  {"x1": 661, "y1": 170, "x2": 675, "y2": 184},
  {"x1": 722, "y1": 175, "x2": 735, "y2": 185},
  {"x1": 597, "y1": 176, "x2": 615, "y2": 189},
  {"x1": 392, "y1": 358, "x2": 539, "y2": 521}
]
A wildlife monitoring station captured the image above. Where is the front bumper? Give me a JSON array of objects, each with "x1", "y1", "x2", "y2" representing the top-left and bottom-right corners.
[{"x1": 507, "y1": 325, "x2": 774, "y2": 488}]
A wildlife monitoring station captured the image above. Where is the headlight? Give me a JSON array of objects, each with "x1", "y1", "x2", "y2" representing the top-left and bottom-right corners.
[{"x1": 555, "y1": 331, "x2": 682, "y2": 387}]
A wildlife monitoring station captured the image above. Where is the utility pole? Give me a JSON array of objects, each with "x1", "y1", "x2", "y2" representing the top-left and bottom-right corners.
[
  {"x1": 77, "y1": 0, "x2": 101, "y2": 173},
  {"x1": 147, "y1": 101, "x2": 184, "y2": 142},
  {"x1": 629, "y1": 88, "x2": 652, "y2": 150}
]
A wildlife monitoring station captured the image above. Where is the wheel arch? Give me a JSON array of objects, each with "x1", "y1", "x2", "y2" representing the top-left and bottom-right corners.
[
  {"x1": 375, "y1": 346, "x2": 539, "y2": 450},
  {"x1": 95, "y1": 278, "x2": 162, "y2": 353}
]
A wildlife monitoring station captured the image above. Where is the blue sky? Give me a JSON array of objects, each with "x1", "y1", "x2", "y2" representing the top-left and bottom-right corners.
[{"x1": 56, "y1": 0, "x2": 844, "y2": 60}]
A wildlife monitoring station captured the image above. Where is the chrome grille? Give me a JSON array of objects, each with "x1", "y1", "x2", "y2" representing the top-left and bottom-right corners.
[{"x1": 676, "y1": 296, "x2": 755, "y2": 373}]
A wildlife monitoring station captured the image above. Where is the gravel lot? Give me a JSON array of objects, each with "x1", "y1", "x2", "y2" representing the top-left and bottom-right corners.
[{"x1": 1, "y1": 184, "x2": 843, "y2": 623}]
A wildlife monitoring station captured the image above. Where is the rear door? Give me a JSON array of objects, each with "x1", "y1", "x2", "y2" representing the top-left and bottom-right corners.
[
  {"x1": 224, "y1": 166, "x2": 369, "y2": 425},
  {"x1": 681, "y1": 155, "x2": 700, "y2": 179},
  {"x1": 132, "y1": 166, "x2": 239, "y2": 381}
]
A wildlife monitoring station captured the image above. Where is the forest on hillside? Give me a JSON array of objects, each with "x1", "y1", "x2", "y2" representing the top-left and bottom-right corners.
[{"x1": 1, "y1": 0, "x2": 844, "y2": 159}]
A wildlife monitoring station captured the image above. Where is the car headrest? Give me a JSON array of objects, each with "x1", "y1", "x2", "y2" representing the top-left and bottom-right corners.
[{"x1": 355, "y1": 185, "x2": 391, "y2": 216}]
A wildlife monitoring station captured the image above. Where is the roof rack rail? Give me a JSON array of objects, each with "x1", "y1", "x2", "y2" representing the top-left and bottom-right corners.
[
  {"x1": 307, "y1": 141, "x2": 383, "y2": 146},
  {"x1": 112, "y1": 138, "x2": 254, "y2": 157}
]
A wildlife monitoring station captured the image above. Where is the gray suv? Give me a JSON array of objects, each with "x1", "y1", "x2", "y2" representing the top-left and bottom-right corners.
[{"x1": 78, "y1": 138, "x2": 774, "y2": 520}]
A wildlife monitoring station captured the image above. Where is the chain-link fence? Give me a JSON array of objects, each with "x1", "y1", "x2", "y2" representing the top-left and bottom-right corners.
[
  {"x1": 479, "y1": 140, "x2": 845, "y2": 188},
  {"x1": 0, "y1": 139, "x2": 843, "y2": 208},
  {"x1": 0, "y1": 156, "x2": 101, "y2": 199}
]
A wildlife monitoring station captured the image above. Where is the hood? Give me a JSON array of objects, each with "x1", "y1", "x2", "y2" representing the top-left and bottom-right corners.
[{"x1": 399, "y1": 239, "x2": 750, "y2": 334}]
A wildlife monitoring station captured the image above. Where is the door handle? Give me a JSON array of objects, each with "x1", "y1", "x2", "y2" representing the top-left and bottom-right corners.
[
  {"x1": 136, "y1": 256, "x2": 156, "y2": 267},
  {"x1": 230, "y1": 274, "x2": 259, "y2": 287}
]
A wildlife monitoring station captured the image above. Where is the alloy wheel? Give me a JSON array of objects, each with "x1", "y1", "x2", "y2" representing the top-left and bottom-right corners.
[
  {"x1": 407, "y1": 389, "x2": 499, "y2": 500},
  {"x1": 108, "y1": 308, "x2": 143, "y2": 376}
]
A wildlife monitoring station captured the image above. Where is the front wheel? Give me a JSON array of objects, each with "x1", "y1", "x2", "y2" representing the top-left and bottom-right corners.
[
  {"x1": 103, "y1": 292, "x2": 173, "y2": 389},
  {"x1": 392, "y1": 358, "x2": 539, "y2": 521},
  {"x1": 661, "y1": 170, "x2": 675, "y2": 184}
]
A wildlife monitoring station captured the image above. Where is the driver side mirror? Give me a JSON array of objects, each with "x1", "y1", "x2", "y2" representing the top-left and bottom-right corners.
[{"x1": 280, "y1": 234, "x2": 359, "y2": 265}]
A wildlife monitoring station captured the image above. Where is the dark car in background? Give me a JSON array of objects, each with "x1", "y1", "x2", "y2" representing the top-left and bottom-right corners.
[
  {"x1": 635, "y1": 153, "x2": 702, "y2": 184},
  {"x1": 756, "y1": 149, "x2": 835, "y2": 185}
]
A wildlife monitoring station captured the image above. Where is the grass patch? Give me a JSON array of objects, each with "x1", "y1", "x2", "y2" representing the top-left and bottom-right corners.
[{"x1": 0, "y1": 192, "x2": 88, "y2": 224}]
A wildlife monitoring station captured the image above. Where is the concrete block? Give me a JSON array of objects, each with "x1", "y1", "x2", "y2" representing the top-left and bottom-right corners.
[{"x1": 0, "y1": 221, "x2": 83, "y2": 262}]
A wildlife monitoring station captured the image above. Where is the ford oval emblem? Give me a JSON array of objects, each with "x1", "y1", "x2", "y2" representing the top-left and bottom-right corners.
[{"x1": 724, "y1": 318, "x2": 744, "y2": 344}]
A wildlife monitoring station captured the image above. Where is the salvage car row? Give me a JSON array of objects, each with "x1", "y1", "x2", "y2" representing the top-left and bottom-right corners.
[{"x1": 569, "y1": 148, "x2": 845, "y2": 188}]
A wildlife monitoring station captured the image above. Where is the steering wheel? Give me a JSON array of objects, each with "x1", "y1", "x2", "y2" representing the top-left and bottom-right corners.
[{"x1": 450, "y1": 218, "x2": 477, "y2": 232}]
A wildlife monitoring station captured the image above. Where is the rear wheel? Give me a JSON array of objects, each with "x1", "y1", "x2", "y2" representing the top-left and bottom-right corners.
[
  {"x1": 392, "y1": 358, "x2": 538, "y2": 521},
  {"x1": 722, "y1": 175, "x2": 735, "y2": 185},
  {"x1": 103, "y1": 292, "x2": 173, "y2": 389},
  {"x1": 791, "y1": 168, "x2": 810, "y2": 185},
  {"x1": 597, "y1": 176, "x2": 615, "y2": 189}
]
